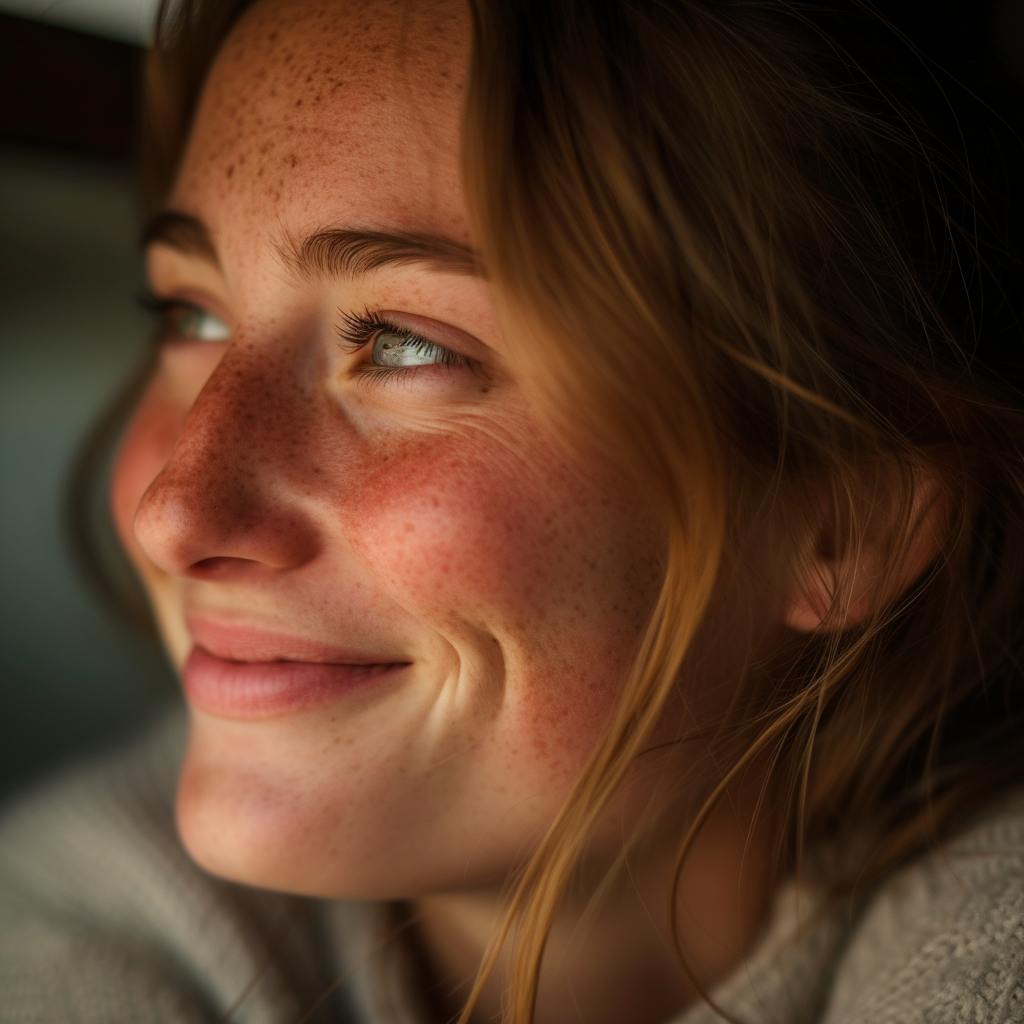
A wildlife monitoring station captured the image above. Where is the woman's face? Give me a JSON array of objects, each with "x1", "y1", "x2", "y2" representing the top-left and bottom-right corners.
[{"x1": 113, "y1": 0, "x2": 663, "y2": 898}]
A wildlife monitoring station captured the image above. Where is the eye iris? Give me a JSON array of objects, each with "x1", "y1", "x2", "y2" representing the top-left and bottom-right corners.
[
  {"x1": 176, "y1": 308, "x2": 231, "y2": 341},
  {"x1": 372, "y1": 331, "x2": 442, "y2": 367}
]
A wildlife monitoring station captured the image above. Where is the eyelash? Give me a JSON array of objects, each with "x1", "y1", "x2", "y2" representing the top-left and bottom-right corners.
[
  {"x1": 139, "y1": 291, "x2": 180, "y2": 335},
  {"x1": 336, "y1": 309, "x2": 468, "y2": 385},
  {"x1": 138, "y1": 291, "x2": 225, "y2": 344}
]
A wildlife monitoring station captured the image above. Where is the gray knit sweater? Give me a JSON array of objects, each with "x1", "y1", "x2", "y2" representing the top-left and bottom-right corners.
[{"x1": 1, "y1": 712, "x2": 1023, "y2": 1023}]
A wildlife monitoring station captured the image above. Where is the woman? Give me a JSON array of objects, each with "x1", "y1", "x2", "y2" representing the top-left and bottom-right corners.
[{"x1": 2, "y1": 1, "x2": 1024, "y2": 1021}]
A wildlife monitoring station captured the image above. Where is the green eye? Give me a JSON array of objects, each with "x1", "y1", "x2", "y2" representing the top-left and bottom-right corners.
[
  {"x1": 172, "y1": 306, "x2": 231, "y2": 342},
  {"x1": 371, "y1": 330, "x2": 456, "y2": 367}
]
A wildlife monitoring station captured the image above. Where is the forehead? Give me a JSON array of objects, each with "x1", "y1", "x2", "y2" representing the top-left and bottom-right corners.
[{"x1": 171, "y1": 0, "x2": 472, "y2": 256}]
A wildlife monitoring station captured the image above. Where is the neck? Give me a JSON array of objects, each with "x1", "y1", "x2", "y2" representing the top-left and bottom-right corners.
[{"x1": 409, "y1": 792, "x2": 775, "y2": 1024}]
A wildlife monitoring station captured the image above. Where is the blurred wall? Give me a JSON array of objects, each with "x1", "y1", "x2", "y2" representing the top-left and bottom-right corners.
[
  {"x1": 0, "y1": 146, "x2": 175, "y2": 800},
  {"x1": 0, "y1": 13, "x2": 175, "y2": 802}
]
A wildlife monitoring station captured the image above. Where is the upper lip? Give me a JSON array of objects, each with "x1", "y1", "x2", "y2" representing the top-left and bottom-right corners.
[{"x1": 186, "y1": 613, "x2": 409, "y2": 665}]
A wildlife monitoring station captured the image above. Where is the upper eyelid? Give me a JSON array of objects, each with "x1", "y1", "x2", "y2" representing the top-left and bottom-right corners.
[
  {"x1": 337, "y1": 307, "x2": 484, "y2": 359},
  {"x1": 336, "y1": 310, "x2": 458, "y2": 356},
  {"x1": 380, "y1": 310, "x2": 484, "y2": 355},
  {"x1": 142, "y1": 296, "x2": 230, "y2": 325},
  {"x1": 143, "y1": 280, "x2": 234, "y2": 325},
  {"x1": 140, "y1": 291, "x2": 201, "y2": 314}
]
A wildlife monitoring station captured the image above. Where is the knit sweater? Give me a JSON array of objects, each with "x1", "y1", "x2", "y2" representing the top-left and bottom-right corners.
[{"x1": 1, "y1": 712, "x2": 1023, "y2": 1023}]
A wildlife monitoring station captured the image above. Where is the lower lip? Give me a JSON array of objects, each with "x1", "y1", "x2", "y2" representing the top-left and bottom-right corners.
[{"x1": 183, "y1": 645, "x2": 406, "y2": 719}]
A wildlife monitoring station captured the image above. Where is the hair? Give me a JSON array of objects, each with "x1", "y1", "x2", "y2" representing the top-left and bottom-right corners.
[{"x1": 78, "y1": 0, "x2": 1024, "y2": 1021}]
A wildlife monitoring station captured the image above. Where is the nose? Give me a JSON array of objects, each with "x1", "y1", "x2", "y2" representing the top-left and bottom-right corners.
[{"x1": 133, "y1": 337, "x2": 321, "y2": 578}]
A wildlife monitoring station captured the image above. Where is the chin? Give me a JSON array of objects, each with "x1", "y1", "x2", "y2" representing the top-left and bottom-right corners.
[
  {"x1": 174, "y1": 771, "x2": 505, "y2": 901},
  {"x1": 176, "y1": 747, "x2": 305, "y2": 893},
  {"x1": 174, "y1": 762, "x2": 395, "y2": 898},
  {"x1": 172, "y1": 715, "x2": 507, "y2": 900},
  {"x1": 174, "y1": 716, "x2": 344, "y2": 896}
]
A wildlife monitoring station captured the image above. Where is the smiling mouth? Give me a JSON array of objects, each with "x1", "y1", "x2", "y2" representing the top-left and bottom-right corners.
[
  {"x1": 183, "y1": 647, "x2": 409, "y2": 719},
  {"x1": 182, "y1": 616, "x2": 410, "y2": 720}
]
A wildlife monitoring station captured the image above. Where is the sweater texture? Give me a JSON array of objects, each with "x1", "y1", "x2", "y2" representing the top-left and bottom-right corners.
[{"x1": 1, "y1": 712, "x2": 1023, "y2": 1023}]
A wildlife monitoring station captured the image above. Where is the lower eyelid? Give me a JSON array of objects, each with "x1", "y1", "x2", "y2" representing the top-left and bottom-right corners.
[
  {"x1": 352, "y1": 360, "x2": 471, "y2": 388},
  {"x1": 353, "y1": 365, "x2": 422, "y2": 389}
]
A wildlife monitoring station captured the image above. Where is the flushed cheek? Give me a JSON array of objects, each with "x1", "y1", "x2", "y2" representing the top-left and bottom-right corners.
[
  {"x1": 110, "y1": 378, "x2": 198, "y2": 664},
  {"x1": 345, "y1": 439, "x2": 589, "y2": 625},
  {"x1": 111, "y1": 380, "x2": 186, "y2": 568},
  {"x1": 336, "y1": 428, "x2": 658, "y2": 763}
]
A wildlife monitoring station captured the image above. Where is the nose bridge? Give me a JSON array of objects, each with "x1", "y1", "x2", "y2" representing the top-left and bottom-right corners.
[
  {"x1": 135, "y1": 334, "x2": 321, "y2": 574},
  {"x1": 191, "y1": 338, "x2": 297, "y2": 474}
]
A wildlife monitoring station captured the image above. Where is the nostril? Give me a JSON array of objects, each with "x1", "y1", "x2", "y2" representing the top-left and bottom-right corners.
[
  {"x1": 133, "y1": 443, "x2": 321, "y2": 575},
  {"x1": 190, "y1": 556, "x2": 246, "y2": 578}
]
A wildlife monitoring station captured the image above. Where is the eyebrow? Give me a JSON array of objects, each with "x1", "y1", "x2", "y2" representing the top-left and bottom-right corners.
[
  {"x1": 142, "y1": 210, "x2": 481, "y2": 278},
  {"x1": 282, "y1": 227, "x2": 481, "y2": 278},
  {"x1": 142, "y1": 211, "x2": 219, "y2": 264}
]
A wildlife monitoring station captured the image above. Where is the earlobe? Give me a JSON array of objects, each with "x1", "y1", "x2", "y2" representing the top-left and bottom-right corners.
[{"x1": 783, "y1": 467, "x2": 950, "y2": 634}]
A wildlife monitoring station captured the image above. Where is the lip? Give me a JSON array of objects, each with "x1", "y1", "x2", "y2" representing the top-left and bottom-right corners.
[{"x1": 183, "y1": 616, "x2": 410, "y2": 719}]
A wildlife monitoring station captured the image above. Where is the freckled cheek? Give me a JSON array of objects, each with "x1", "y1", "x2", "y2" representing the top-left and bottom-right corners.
[
  {"x1": 334, "y1": 441, "x2": 641, "y2": 766},
  {"x1": 508, "y1": 674, "x2": 624, "y2": 790},
  {"x1": 339, "y1": 446, "x2": 556, "y2": 625}
]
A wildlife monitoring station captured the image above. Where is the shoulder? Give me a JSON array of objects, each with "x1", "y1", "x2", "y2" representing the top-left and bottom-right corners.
[
  {"x1": 825, "y1": 788, "x2": 1024, "y2": 1024},
  {"x1": 0, "y1": 713, "x2": 336, "y2": 1024}
]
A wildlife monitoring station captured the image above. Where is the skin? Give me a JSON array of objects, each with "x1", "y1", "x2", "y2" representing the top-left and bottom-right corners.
[{"x1": 111, "y1": 0, "x2": 795, "y2": 1020}]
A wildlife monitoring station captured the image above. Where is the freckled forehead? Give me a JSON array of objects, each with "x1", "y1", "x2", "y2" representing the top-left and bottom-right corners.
[{"x1": 171, "y1": 0, "x2": 472, "y2": 251}]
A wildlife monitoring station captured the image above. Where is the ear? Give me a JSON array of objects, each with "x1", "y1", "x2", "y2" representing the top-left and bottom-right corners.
[{"x1": 784, "y1": 465, "x2": 950, "y2": 633}]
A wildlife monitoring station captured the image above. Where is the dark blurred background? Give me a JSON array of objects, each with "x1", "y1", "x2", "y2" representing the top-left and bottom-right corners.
[
  {"x1": 0, "y1": 0, "x2": 173, "y2": 802},
  {"x1": 0, "y1": 0, "x2": 1022, "y2": 800}
]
